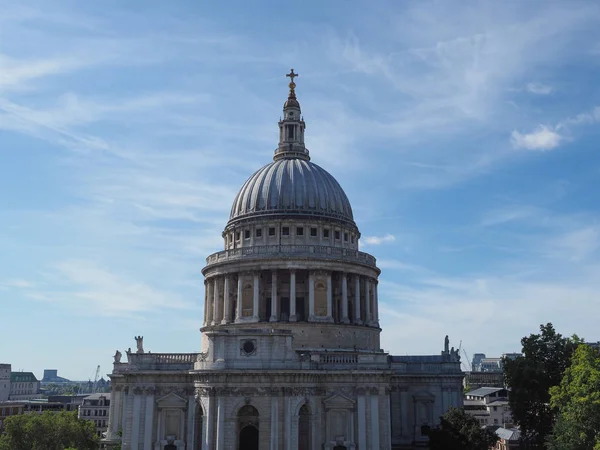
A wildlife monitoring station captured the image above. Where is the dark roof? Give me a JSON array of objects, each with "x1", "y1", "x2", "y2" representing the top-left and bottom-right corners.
[
  {"x1": 496, "y1": 427, "x2": 521, "y2": 441},
  {"x1": 10, "y1": 372, "x2": 38, "y2": 383}
]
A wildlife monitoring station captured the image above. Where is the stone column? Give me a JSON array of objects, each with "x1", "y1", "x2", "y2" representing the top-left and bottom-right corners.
[
  {"x1": 341, "y1": 273, "x2": 349, "y2": 323},
  {"x1": 204, "y1": 395, "x2": 214, "y2": 450},
  {"x1": 221, "y1": 275, "x2": 231, "y2": 324},
  {"x1": 206, "y1": 279, "x2": 214, "y2": 326},
  {"x1": 365, "y1": 278, "x2": 371, "y2": 324},
  {"x1": 270, "y1": 397, "x2": 279, "y2": 450},
  {"x1": 131, "y1": 393, "x2": 142, "y2": 449},
  {"x1": 270, "y1": 270, "x2": 278, "y2": 322},
  {"x1": 252, "y1": 272, "x2": 260, "y2": 321},
  {"x1": 212, "y1": 276, "x2": 221, "y2": 326},
  {"x1": 216, "y1": 397, "x2": 225, "y2": 450},
  {"x1": 186, "y1": 396, "x2": 195, "y2": 450},
  {"x1": 289, "y1": 269, "x2": 297, "y2": 322},
  {"x1": 370, "y1": 392, "x2": 380, "y2": 449},
  {"x1": 326, "y1": 271, "x2": 333, "y2": 321},
  {"x1": 355, "y1": 276, "x2": 362, "y2": 324},
  {"x1": 308, "y1": 271, "x2": 315, "y2": 321},
  {"x1": 144, "y1": 393, "x2": 154, "y2": 450},
  {"x1": 236, "y1": 274, "x2": 243, "y2": 322},
  {"x1": 373, "y1": 280, "x2": 379, "y2": 326},
  {"x1": 203, "y1": 280, "x2": 209, "y2": 327},
  {"x1": 357, "y1": 394, "x2": 367, "y2": 449}
]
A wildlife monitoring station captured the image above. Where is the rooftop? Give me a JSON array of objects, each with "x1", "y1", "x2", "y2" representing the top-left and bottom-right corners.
[
  {"x1": 496, "y1": 427, "x2": 521, "y2": 441},
  {"x1": 10, "y1": 372, "x2": 38, "y2": 382},
  {"x1": 465, "y1": 387, "x2": 507, "y2": 397}
]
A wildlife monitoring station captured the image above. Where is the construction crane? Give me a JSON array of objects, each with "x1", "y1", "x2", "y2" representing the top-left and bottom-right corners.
[
  {"x1": 92, "y1": 365, "x2": 100, "y2": 394},
  {"x1": 458, "y1": 340, "x2": 473, "y2": 371}
]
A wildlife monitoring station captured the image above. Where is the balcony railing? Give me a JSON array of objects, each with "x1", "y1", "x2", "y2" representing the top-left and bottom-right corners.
[{"x1": 205, "y1": 245, "x2": 377, "y2": 267}]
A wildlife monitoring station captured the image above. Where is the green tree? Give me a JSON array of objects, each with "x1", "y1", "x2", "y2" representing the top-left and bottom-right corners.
[
  {"x1": 547, "y1": 344, "x2": 600, "y2": 450},
  {"x1": 503, "y1": 323, "x2": 581, "y2": 449},
  {"x1": 0, "y1": 410, "x2": 98, "y2": 450},
  {"x1": 427, "y1": 407, "x2": 498, "y2": 450}
]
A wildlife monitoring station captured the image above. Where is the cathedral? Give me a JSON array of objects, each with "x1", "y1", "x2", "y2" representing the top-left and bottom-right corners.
[{"x1": 104, "y1": 71, "x2": 463, "y2": 450}]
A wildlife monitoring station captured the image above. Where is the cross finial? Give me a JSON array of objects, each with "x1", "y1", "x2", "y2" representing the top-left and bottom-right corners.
[{"x1": 286, "y1": 69, "x2": 298, "y2": 96}]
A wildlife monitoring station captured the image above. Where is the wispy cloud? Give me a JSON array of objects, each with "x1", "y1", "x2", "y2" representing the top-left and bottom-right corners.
[
  {"x1": 526, "y1": 82, "x2": 553, "y2": 95},
  {"x1": 511, "y1": 125, "x2": 562, "y2": 151},
  {"x1": 363, "y1": 234, "x2": 396, "y2": 245}
]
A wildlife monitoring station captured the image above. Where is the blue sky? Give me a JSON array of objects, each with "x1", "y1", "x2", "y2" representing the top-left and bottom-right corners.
[{"x1": 1, "y1": 0, "x2": 600, "y2": 380}]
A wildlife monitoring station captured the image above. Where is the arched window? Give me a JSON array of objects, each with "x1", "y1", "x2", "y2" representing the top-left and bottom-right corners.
[
  {"x1": 237, "y1": 405, "x2": 259, "y2": 450},
  {"x1": 298, "y1": 404, "x2": 311, "y2": 450}
]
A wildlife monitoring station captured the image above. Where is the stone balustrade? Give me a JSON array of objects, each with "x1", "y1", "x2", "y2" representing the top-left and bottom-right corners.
[
  {"x1": 120, "y1": 353, "x2": 199, "y2": 371},
  {"x1": 205, "y1": 244, "x2": 377, "y2": 267}
]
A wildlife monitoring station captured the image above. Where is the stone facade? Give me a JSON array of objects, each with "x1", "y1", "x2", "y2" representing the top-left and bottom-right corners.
[
  {"x1": 0, "y1": 364, "x2": 10, "y2": 402},
  {"x1": 105, "y1": 71, "x2": 463, "y2": 450}
]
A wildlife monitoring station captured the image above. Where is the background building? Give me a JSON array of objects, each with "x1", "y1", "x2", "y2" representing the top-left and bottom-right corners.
[
  {"x1": 0, "y1": 364, "x2": 10, "y2": 402},
  {"x1": 79, "y1": 393, "x2": 111, "y2": 438},
  {"x1": 9, "y1": 372, "x2": 40, "y2": 400},
  {"x1": 42, "y1": 369, "x2": 70, "y2": 383},
  {"x1": 464, "y1": 387, "x2": 512, "y2": 427}
]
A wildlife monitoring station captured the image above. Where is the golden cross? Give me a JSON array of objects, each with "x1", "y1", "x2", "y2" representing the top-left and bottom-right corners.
[{"x1": 286, "y1": 69, "x2": 298, "y2": 83}]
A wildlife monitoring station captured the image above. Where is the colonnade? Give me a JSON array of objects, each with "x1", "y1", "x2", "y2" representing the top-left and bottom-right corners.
[{"x1": 203, "y1": 269, "x2": 379, "y2": 327}]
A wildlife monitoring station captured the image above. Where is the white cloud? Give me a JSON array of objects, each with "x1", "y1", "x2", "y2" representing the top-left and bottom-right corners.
[
  {"x1": 511, "y1": 125, "x2": 562, "y2": 150},
  {"x1": 526, "y1": 82, "x2": 553, "y2": 95},
  {"x1": 0, "y1": 279, "x2": 34, "y2": 289},
  {"x1": 363, "y1": 234, "x2": 396, "y2": 245}
]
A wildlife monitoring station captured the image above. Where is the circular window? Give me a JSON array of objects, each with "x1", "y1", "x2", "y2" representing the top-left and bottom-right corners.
[{"x1": 242, "y1": 340, "x2": 256, "y2": 355}]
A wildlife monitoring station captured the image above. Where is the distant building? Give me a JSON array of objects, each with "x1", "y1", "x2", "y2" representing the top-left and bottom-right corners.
[
  {"x1": 493, "y1": 427, "x2": 521, "y2": 450},
  {"x1": 501, "y1": 353, "x2": 522, "y2": 361},
  {"x1": 464, "y1": 387, "x2": 512, "y2": 427},
  {"x1": 42, "y1": 369, "x2": 70, "y2": 383},
  {"x1": 9, "y1": 372, "x2": 40, "y2": 400},
  {"x1": 586, "y1": 341, "x2": 600, "y2": 351},
  {"x1": 471, "y1": 353, "x2": 486, "y2": 371},
  {"x1": 48, "y1": 394, "x2": 89, "y2": 412},
  {"x1": 464, "y1": 371, "x2": 505, "y2": 389},
  {"x1": 479, "y1": 358, "x2": 503, "y2": 372},
  {"x1": 0, "y1": 401, "x2": 24, "y2": 431},
  {"x1": 79, "y1": 393, "x2": 111, "y2": 438},
  {"x1": 0, "y1": 364, "x2": 10, "y2": 402}
]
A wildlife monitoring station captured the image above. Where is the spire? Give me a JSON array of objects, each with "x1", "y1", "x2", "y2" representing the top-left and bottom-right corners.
[{"x1": 274, "y1": 69, "x2": 310, "y2": 161}]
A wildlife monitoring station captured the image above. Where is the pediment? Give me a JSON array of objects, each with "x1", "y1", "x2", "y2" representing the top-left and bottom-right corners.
[
  {"x1": 323, "y1": 393, "x2": 355, "y2": 410},
  {"x1": 156, "y1": 392, "x2": 187, "y2": 408}
]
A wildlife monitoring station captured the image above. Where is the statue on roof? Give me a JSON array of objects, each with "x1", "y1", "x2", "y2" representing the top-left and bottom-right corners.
[
  {"x1": 444, "y1": 335, "x2": 449, "y2": 354},
  {"x1": 135, "y1": 336, "x2": 144, "y2": 354},
  {"x1": 113, "y1": 350, "x2": 122, "y2": 363}
]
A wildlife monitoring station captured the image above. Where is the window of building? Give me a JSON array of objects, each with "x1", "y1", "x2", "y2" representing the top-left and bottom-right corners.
[
  {"x1": 286, "y1": 124, "x2": 295, "y2": 139},
  {"x1": 296, "y1": 227, "x2": 304, "y2": 236},
  {"x1": 310, "y1": 227, "x2": 317, "y2": 237},
  {"x1": 494, "y1": 419, "x2": 498, "y2": 424},
  {"x1": 269, "y1": 227, "x2": 276, "y2": 236},
  {"x1": 335, "y1": 230, "x2": 341, "y2": 240},
  {"x1": 244, "y1": 229, "x2": 250, "y2": 239},
  {"x1": 344, "y1": 232, "x2": 348, "y2": 241},
  {"x1": 282, "y1": 227, "x2": 290, "y2": 236},
  {"x1": 323, "y1": 229, "x2": 330, "y2": 238},
  {"x1": 351, "y1": 235, "x2": 355, "y2": 243},
  {"x1": 255, "y1": 228, "x2": 262, "y2": 238},
  {"x1": 236, "y1": 232, "x2": 240, "y2": 241}
]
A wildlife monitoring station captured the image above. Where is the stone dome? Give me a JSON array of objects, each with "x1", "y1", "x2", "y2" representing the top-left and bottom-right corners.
[{"x1": 228, "y1": 158, "x2": 355, "y2": 227}]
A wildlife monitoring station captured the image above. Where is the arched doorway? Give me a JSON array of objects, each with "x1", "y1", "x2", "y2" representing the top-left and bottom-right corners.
[
  {"x1": 298, "y1": 404, "x2": 311, "y2": 450},
  {"x1": 333, "y1": 446, "x2": 347, "y2": 450},
  {"x1": 237, "y1": 405, "x2": 259, "y2": 450},
  {"x1": 239, "y1": 425, "x2": 259, "y2": 450},
  {"x1": 194, "y1": 402, "x2": 203, "y2": 450},
  {"x1": 164, "y1": 445, "x2": 177, "y2": 450}
]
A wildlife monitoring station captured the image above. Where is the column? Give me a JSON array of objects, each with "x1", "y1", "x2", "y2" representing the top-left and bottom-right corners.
[
  {"x1": 204, "y1": 395, "x2": 214, "y2": 450},
  {"x1": 236, "y1": 274, "x2": 243, "y2": 322},
  {"x1": 308, "y1": 271, "x2": 315, "y2": 320},
  {"x1": 270, "y1": 270, "x2": 278, "y2": 322},
  {"x1": 373, "y1": 280, "x2": 379, "y2": 326},
  {"x1": 185, "y1": 395, "x2": 196, "y2": 450},
  {"x1": 206, "y1": 279, "x2": 214, "y2": 326},
  {"x1": 131, "y1": 393, "x2": 142, "y2": 449},
  {"x1": 216, "y1": 397, "x2": 225, "y2": 450},
  {"x1": 212, "y1": 276, "x2": 221, "y2": 326},
  {"x1": 326, "y1": 271, "x2": 333, "y2": 321},
  {"x1": 355, "y1": 276, "x2": 362, "y2": 324},
  {"x1": 270, "y1": 398, "x2": 279, "y2": 450},
  {"x1": 285, "y1": 396, "x2": 293, "y2": 450},
  {"x1": 252, "y1": 272, "x2": 260, "y2": 321},
  {"x1": 202, "y1": 281, "x2": 208, "y2": 327},
  {"x1": 144, "y1": 393, "x2": 154, "y2": 450},
  {"x1": 289, "y1": 270, "x2": 297, "y2": 321},
  {"x1": 107, "y1": 388, "x2": 121, "y2": 438},
  {"x1": 221, "y1": 275, "x2": 230, "y2": 324},
  {"x1": 357, "y1": 394, "x2": 367, "y2": 449},
  {"x1": 370, "y1": 393, "x2": 380, "y2": 449},
  {"x1": 341, "y1": 273, "x2": 349, "y2": 323},
  {"x1": 365, "y1": 278, "x2": 371, "y2": 324}
]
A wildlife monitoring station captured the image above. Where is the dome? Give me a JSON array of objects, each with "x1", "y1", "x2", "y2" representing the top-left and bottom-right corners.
[{"x1": 228, "y1": 158, "x2": 355, "y2": 227}]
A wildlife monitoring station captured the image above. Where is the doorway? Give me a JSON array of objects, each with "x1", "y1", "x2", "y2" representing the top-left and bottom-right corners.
[{"x1": 239, "y1": 425, "x2": 259, "y2": 450}]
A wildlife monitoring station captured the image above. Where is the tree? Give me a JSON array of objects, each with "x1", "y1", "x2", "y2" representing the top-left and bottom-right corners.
[
  {"x1": 547, "y1": 344, "x2": 600, "y2": 450},
  {"x1": 0, "y1": 410, "x2": 98, "y2": 450},
  {"x1": 427, "y1": 407, "x2": 498, "y2": 450},
  {"x1": 503, "y1": 323, "x2": 581, "y2": 449}
]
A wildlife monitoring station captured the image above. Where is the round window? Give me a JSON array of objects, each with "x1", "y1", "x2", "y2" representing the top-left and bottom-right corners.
[{"x1": 242, "y1": 340, "x2": 256, "y2": 355}]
